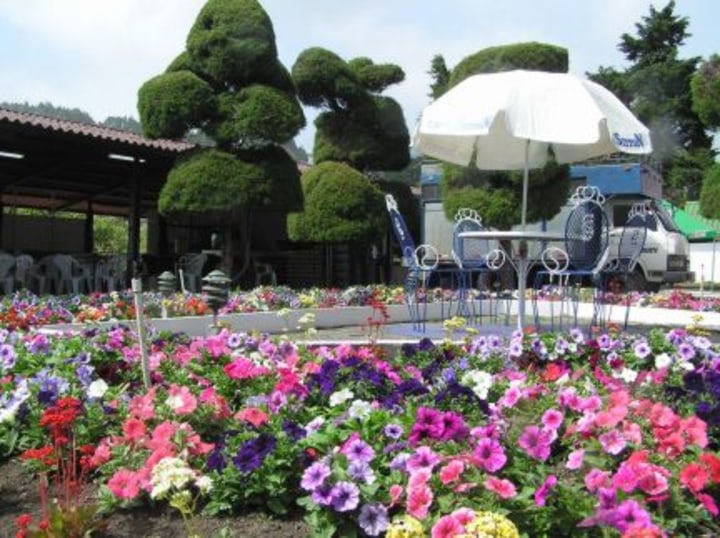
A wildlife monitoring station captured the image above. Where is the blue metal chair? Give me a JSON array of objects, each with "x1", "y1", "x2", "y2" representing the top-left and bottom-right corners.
[
  {"x1": 595, "y1": 203, "x2": 650, "y2": 329},
  {"x1": 385, "y1": 194, "x2": 455, "y2": 332},
  {"x1": 533, "y1": 186, "x2": 610, "y2": 330},
  {"x1": 451, "y1": 209, "x2": 506, "y2": 324}
]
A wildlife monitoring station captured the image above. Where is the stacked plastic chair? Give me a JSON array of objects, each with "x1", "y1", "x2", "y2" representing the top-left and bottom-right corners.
[
  {"x1": 532, "y1": 186, "x2": 610, "y2": 330},
  {"x1": 451, "y1": 208, "x2": 506, "y2": 324},
  {"x1": 595, "y1": 203, "x2": 650, "y2": 329},
  {"x1": 385, "y1": 194, "x2": 455, "y2": 332}
]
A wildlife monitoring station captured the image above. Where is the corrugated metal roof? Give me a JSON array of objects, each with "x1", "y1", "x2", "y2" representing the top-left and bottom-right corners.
[{"x1": 0, "y1": 107, "x2": 194, "y2": 153}]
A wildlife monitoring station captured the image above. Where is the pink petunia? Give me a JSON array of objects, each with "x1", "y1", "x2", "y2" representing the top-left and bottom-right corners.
[
  {"x1": 450, "y1": 508, "x2": 475, "y2": 526},
  {"x1": 128, "y1": 388, "x2": 156, "y2": 420},
  {"x1": 389, "y1": 484, "x2": 404, "y2": 505},
  {"x1": 407, "y1": 485, "x2": 433, "y2": 520},
  {"x1": 484, "y1": 476, "x2": 517, "y2": 499},
  {"x1": 622, "y1": 422, "x2": 643, "y2": 445},
  {"x1": 431, "y1": 515, "x2": 464, "y2": 538},
  {"x1": 534, "y1": 474, "x2": 557, "y2": 506},
  {"x1": 235, "y1": 407, "x2": 269, "y2": 427},
  {"x1": 107, "y1": 469, "x2": 141, "y2": 500},
  {"x1": 122, "y1": 417, "x2": 147, "y2": 443},
  {"x1": 599, "y1": 430, "x2": 626, "y2": 455},
  {"x1": 406, "y1": 446, "x2": 441, "y2": 474},
  {"x1": 439, "y1": 459, "x2": 465, "y2": 485},
  {"x1": 165, "y1": 385, "x2": 197, "y2": 415},
  {"x1": 584, "y1": 468, "x2": 611, "y2": 493},
  {"x1": 223, "y1": 357, "x2": 269, "y2": 380},
  {"x1": 473, "y1": 438, "x2": 507, "y2": 473},
  {"x1": 541, "y1": 409, "x2": 564, "y2": 430},
  {"x1": 517, "y1": 425, "x2": 553, "y2": 461},
  {"x1": 566, "y1": 448, "x2": 585, "y2": 470}
]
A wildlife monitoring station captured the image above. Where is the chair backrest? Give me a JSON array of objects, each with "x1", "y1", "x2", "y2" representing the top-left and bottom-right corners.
[
  {"x1": 14, "y1": 255, "x2": 34, "y2": 284},
  {"x1": 564, "y1": 187, "x2": 610, "y2": 271},
  {"x1": 0, "y1": 253, "x2": 15, "y2": 278},
  {"x1": 616, "y1": 204, "x2": 649, "y2": 273},
  {"x1": 385, "y1": 194, "x2": 416, "y2": 267},
  {"x1": 52, "y1": 254, "x2": 80, "y2": 279},
  {"x1": 452, "y1": 208, "x2": 489, "y2": 268}
]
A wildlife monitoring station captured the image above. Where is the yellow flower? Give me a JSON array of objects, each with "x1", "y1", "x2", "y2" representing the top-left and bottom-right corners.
[
  {"x1": 459, "y1": 511, "x2": 519, "y2": 538},
  {"x1": 385, "y1": 515, "x2": 425, "y2": 538}
]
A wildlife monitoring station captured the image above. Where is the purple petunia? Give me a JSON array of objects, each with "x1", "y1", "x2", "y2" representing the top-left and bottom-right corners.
[
  {"x1": 358, "y1": 503, "x2": 389, "y2": 536},
  {"x1": 383, "y1": 423, "x2": 404, "y2": 439},
  {"x1": 345, "y1": 438, "x2": 375, "y2": 463},
  {"x1": 677, "y1": 342, "x2": 696, "y2": 361},
  {"x1": 348, "y1": 460, "x2": 375, "y2": 484},
  {"x1": 330, "y1": 481, "x2": 360, "y2": 512},
  {"x1": 633, "y1": 340, "x2": 651, "y2": 359},
  {"x1": 0, "y1": 343, "x2": 16, "y2": 371},
  {"x1": 301, "y1": 461, "x2": 331, "y2": 491}
]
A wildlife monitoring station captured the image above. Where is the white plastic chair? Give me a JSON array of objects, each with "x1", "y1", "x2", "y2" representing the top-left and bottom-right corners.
[
  {"x1": 0, "y1": 253, "x2": 15, "y2": 294},
  {"x1": 95, "y1": 255, "x2": 127, "y2": 292},
  {"x1": 52, "y1": 254, "x2": 92, "y2": 295},
  {"x1": 178, "y1": 252, "x2": 207, "y2": 293},
  {"x1": 27, "y1": 255, "x2": 56, "y2": 295},
  {"x1": 13, "y1": 254, "x2": 34, "y2": 291}
]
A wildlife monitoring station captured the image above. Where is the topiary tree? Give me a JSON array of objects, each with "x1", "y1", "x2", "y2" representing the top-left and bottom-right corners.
[
  {"x1": 436, "y1": 42, "x2": 571, "y2": 229},
  {"x1": 287, "y1": 162, "x2": 386, "y2": 283},
  {"x1": 289, "y1": 47, "x2": 410, "y2": 284},
  {"x1": 138, "y1": 0, "x2": 305, "y2": 281},
  {"x1": 449, "y1": 41, "x2": 568, "y2": 87}
]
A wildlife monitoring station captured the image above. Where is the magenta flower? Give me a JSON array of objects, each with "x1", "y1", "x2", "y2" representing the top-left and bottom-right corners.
[
  {"x1": 473, "y1": 437, "x2": 507, "y2": 473},
  {"x1": 609, "y1": 499, "x2": 653, "y2": 532},
  {"x1": 534, "y1": 474, "x2": 557, "y2": 506},
  {"x1": 406, "y1": 446, "x2": 441, "y2": 473},
  {"x1": 517, "y1": 425, "x2": 553, "y2": 461},
  {"x1": 541, "y1": 408, "x2": 564, "y2": 430}
]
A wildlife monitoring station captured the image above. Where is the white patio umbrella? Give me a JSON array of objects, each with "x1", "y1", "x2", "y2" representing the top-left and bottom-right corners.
[
  {"x1": 413, "y1": 69, "x2": 653, "y2": 229},
  {"x1": 413, "y1": 69, "x2": 652, "y2": 329}
]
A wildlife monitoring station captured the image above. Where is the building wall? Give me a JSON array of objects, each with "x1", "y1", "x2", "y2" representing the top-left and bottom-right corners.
[{"x1": 1, "y1": 214, "x2": 85, "y2": 253}]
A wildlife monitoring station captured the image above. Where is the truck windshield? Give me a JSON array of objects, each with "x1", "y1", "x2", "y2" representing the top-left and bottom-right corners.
[{"x1": 654, "y1": 204, "x2": 681, "y2": 233}]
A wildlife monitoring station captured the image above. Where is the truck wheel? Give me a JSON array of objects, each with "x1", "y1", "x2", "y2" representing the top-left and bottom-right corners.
[{"x1": 624, "y1": 270, "x2": 647, "y2": 293}]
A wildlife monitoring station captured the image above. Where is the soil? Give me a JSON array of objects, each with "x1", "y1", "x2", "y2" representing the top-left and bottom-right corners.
[{"x1": 0, "y1": 458, "x2": 309, "y2": 538}]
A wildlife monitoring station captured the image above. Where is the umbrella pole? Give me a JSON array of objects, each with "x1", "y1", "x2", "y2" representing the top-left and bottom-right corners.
[
  {"x1": 516, "y1": 140, "x2": 530, "y2": 330},
  {"x1": 521, "y1": 139, "x2": 529, "y2": 230}
]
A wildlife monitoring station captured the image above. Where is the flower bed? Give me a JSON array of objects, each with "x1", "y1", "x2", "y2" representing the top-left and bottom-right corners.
[
  {"x1": 4, "y1": 286, "x2": 720, "y2": 331},
  {"x1": 2, "y1": 320, "x2": 720, "y2": 536}
]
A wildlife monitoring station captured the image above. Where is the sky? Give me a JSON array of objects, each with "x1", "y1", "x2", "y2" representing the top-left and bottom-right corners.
[{"x1": 0, "y1": 0, "x2": 717, "y2": 154}]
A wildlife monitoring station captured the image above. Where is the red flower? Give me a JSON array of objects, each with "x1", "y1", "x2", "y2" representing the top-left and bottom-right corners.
[
  {"x1": 20, "y1": 445, "x2": 55, "y2": 465},
  {"x1": 14, "y1": 513, "x2": 32, "y2": 528},
  {"x1": 700, "y1": 452, "x2": 720, "y2": 483},
  {"x1": 679, "y1": 462, "x2": 709, "y2": 492}
]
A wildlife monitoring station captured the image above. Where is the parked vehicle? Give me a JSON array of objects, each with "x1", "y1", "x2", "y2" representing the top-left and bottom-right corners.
[{"x1": 420, "y1": 161, "x2": 694, "y2": 292}]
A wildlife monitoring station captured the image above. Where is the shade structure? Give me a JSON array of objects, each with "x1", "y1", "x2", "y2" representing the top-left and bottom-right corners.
[
  {"x1": 413, "y1": 69, "x2": 653, "y2": 227},
  {"x1": 660, "y1": 200, "x2": 718, "y2": 242},
  {"x1": 413, "y1": 69, "x2": 653, "y2": 329}
]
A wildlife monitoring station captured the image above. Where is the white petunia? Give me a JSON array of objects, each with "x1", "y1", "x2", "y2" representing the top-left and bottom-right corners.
[
  {"x1": 654, "y1": 353, "x2": 672, "y2": 370},
  {"x1": 348, "y1": 399, "x2": 372, "y2": 420},
  {"x1": 329, "y1": 388, "x2": 354, "y2": 407},
  {"x1": 86, "y1": 379, "x2": 109, "y2": 399}
]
